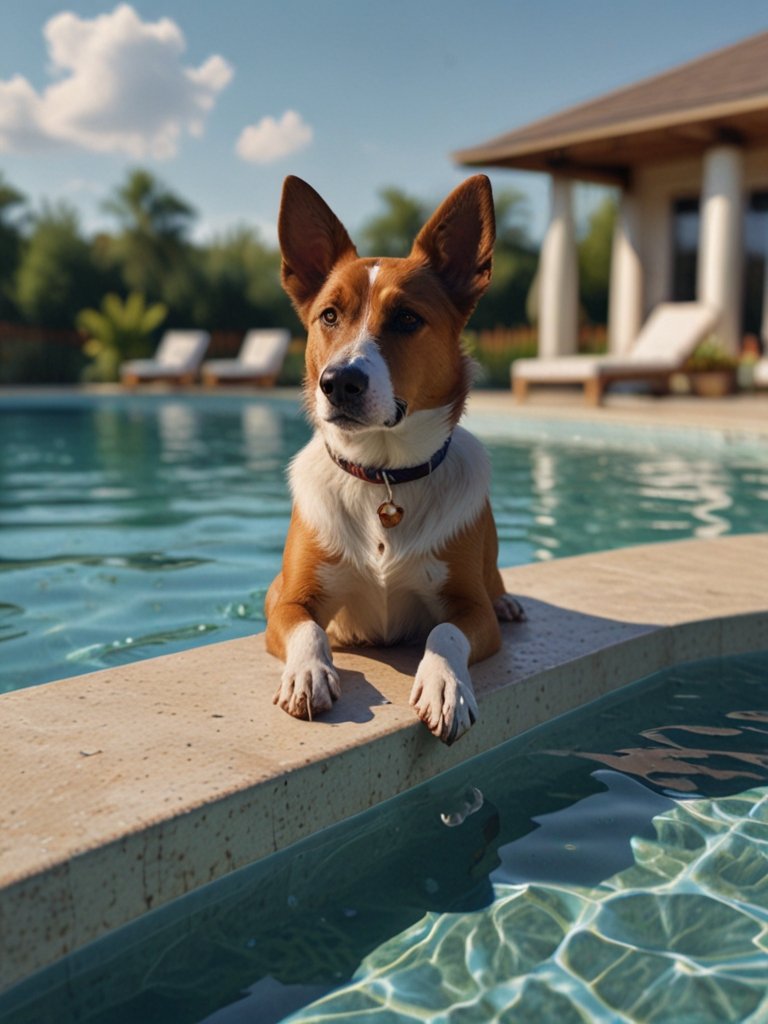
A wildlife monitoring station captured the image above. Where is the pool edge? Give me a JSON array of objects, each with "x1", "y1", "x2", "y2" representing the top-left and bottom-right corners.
[{"x1": 1, "y1": 533, "x2": 767, "y2": 992}]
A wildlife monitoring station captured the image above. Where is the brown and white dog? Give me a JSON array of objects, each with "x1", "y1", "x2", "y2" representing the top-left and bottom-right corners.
[{"x1": 265, "y1": 174, "x2": 524, "y2": 745}]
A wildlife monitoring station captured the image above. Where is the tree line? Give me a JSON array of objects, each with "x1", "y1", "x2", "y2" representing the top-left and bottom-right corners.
[{"x1": 0, "y1": 166, "x2": 614, "y2": 338}]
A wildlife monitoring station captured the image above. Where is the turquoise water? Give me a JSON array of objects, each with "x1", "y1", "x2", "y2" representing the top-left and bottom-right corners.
[
  {"x1": 2, "y1": 650, "x2": 767, "y2": 1023},
  {"x1": 2, "y1": 394, "x2": 767, "y2": 693}
]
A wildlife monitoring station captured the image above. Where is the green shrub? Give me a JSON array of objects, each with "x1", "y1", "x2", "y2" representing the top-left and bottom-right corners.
[
  {"x1": 684, "y1": 337, "x2": 738, "y2": 372},
  {"x1": 78, "y1": 292, "x2": 167, "y2": 382}
]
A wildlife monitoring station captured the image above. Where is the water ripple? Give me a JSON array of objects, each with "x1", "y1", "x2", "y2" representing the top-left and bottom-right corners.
[{"x1": 286, "y1": 788, "x2": 768, "y2": 1023}]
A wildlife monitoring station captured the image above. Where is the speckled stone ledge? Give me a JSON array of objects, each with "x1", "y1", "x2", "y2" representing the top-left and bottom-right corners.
[{"x1": 1, "y1": 533, "x2": 766, "y2": 993}]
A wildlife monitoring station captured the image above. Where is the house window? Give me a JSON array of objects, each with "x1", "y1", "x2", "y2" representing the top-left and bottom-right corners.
[
  {"x1": 744, "y1": 191, "x2": 768, "y2": 349},
  {"x1": 671, "y1": 198, "x2": 699, "y2": 301}
]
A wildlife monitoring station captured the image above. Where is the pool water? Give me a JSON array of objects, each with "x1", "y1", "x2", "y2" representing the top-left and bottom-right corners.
[
  {"x1": 2, "y1": 650, "x2": 767, "y2": 1023},
  {"x1": 2, "y1": 394, "x2": 767, "y2": 693},
  {"x1": 1, "y1": 396, "x2": 303, "y2": 691}
]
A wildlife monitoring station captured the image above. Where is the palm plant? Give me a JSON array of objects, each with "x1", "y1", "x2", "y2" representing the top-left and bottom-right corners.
[{"x1": 78, "y1": 291, "x2": 167, "y2": 382}]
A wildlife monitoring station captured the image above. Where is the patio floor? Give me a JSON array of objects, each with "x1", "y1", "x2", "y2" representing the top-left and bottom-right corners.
[{"x1": 466, "y1": 387, "x2": 768, "y2": 437}]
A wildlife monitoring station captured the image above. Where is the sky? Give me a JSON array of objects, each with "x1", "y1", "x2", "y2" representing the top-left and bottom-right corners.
[{"x1": 0, "y1": 0, "x2": 766, "y2": 248}]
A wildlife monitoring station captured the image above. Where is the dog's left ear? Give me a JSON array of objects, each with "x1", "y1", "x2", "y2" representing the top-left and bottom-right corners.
[
  {"x1": 411, "y1": 175, "x2": 495, "y2": 317},
  {"x1": 278, "y1": 176, "x2": 358, "y2": 320}
]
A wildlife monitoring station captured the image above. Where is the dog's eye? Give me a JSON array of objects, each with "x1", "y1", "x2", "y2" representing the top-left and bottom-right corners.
[
  {"x1": 320, "y1": 308, "x2": 338, "y2": 326},
  {"x1": 392, "y1": 309, "x2": 423, "y2": 333}
]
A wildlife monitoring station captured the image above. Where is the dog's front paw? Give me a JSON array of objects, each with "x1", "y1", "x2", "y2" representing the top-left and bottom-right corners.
[
  {"x1": 273, "y1": 622, "x2": 341, "y2": 721},
  {"x1": 410, "y1": 648, "x2": 478, "y2": 746},
  {"x1": 273, "y1": 660, "x2": 340, "y2": 720},
  {"x1": 494, "y1": 593, "x2": 526, "y2": 622}
]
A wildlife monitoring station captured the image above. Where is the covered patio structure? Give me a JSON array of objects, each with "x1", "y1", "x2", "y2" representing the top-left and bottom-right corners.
[{"x1": 454, "y1": 31, "x2": 768, "y2": 364}]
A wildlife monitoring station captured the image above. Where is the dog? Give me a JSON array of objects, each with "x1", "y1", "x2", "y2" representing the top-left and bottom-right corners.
[{"x1": 265, "y1": 174, "x2": 524, "y2": 745}]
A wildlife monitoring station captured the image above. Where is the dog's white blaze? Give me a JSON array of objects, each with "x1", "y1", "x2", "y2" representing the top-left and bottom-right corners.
[{"x1": 315, "y1": 260, "x2": 397, "y2": 438}]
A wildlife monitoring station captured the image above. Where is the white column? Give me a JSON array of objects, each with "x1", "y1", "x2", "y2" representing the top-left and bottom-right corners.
[
  {"x1": 697, "y1": 145, "x2": 744, "y2": 356},
  {"x1": 538, "y1": 177, "x2": 578, "y2": 359},
  {"x1": 607, "y1": 190, "x2": 643, "y2": 355}
]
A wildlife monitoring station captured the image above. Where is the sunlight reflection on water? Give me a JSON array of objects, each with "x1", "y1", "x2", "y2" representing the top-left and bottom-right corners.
[{"x1": 1, "y1": 395, "x2": 766, "y2": 691}]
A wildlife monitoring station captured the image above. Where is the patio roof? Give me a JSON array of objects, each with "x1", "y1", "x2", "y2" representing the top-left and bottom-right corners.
[{"x1": 454, "y1": 30, "x2": 768, "y2": 185}]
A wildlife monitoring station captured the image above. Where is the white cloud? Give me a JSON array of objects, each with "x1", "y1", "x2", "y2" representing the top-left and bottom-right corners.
[
  {"x1": 0, "y1": 4, "x2": 233, "y2": 159},
  {"x1": 235, "y1": 110, "x2": 313, "y2": 165}
]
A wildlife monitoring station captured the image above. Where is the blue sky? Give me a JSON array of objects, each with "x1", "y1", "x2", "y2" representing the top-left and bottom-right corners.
[{"x1": 0, "y1": 1, "x2": 766, "y2": 246}]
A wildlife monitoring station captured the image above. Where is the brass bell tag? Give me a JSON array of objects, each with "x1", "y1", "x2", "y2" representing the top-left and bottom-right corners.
[{"x1": 377, "y1": 501, "x2": 404, "y2": 528}]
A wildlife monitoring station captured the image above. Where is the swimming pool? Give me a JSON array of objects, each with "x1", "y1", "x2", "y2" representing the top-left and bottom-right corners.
[
  {"x1": 2, "y1": 393, "x2": 767, "y2": 693},
  {"x1": 2, "y1": 649, "x2": 766, "y2": 1023}
]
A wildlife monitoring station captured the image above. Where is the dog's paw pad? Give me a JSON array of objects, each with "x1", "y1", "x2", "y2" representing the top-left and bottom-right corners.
[{"x1": 494, "y1": 593, "x2": 526, "y2": 622}]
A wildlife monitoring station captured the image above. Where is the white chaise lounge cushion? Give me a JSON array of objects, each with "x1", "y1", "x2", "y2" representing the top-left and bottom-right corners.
[
  {"x1": 754, "y1": 358, "x2": 768, "y2": 388},
  {"x1": 121, "y1": 330, "x2": 210, "y2": 379},
  {"x1": 513, "y1": 303, "x2": 718, "y2": 382},
  {"x1": 201, "y1": 329, "x2": 291, "y2": 379}
]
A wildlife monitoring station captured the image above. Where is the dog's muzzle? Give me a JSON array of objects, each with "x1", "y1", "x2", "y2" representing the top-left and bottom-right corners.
[{"x1": 319, "y1": 363, "x2": 406, "y2": 428}]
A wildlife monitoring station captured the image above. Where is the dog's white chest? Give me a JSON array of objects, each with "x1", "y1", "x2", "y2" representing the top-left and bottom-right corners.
[
  {"x1": 288, "y1": 426, "x2": 491, "y2": 647},
  {"x1": 316, "y1": 547, "x2": 448, "y2": 646}
]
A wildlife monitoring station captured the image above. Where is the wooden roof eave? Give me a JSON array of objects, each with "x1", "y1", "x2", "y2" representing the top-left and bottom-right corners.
[
  {"x1": 453, "y1": 91, "x2": 768, "y2": 182},
  {"x1": 458, "y1": 151, "x2": 632, "y2": 187}
]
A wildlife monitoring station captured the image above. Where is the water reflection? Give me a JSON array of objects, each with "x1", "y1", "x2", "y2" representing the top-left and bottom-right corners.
[
  {"x1": 634, "y1": 453, "x2": 733, "y2": 538},
  {"x1": 575, "y1": 720, "x2": 768, "y2": 793},
  {"x1": 241, "y1": 403, "x2": 283, "y2": 466},
  {"x1": 490, "y1": 438, "x2": 765, "y2": 567},
  {"x1": 157, "y1": 401, "x2": 200, "y2": 456},
  {"x1": 0, "y1": 397, "x2": 307, "y2": 691}
]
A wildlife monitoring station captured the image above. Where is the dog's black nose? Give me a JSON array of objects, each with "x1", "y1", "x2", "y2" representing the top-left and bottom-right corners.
[{"x1": 320, "y1": 365, "x2": 369, "y2": 406}]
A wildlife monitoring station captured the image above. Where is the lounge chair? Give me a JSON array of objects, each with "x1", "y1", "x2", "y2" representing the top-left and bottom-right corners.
[
  {"x1": 120, "y1": 330, "x2": 210, "y2": 386},
  {"x1": 201, "y1": 329, "x2": 291, "y2": 386},
  {"x1": 754, "y1": 357, "x2": 768, "y2": 389},
  {"x1": 512, "y1": 303, "x2": 718, "y2": 406}
]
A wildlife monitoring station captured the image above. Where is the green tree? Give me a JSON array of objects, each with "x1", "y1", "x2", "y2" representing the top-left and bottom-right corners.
[
  {"x1": 0, "y1": 173, "x2": 27, "y2": 319},
  {"x1": 578, "y1": 196, "x2": 617, "y2": 324},
  {"x1": 470, "y1": 188, "x2": 537, "y2": 329},
  {"x1": 196, "y1": 226, "x2": 297, "y2": 330},
  {"x1": 103, "y1": 168, "x2": 196, "y2": 302},
  {"x1": 15, "y1": 204, "x2": 105, "y2": 327},
  {"x1": 78, "y1": 291, "x2": 168, "y2": 382},
  {"x1": 359, "y1": 188, "x2": 429, "y2": 257}
]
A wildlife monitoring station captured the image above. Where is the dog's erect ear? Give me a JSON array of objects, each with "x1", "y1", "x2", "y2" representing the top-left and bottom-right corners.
[
  {"x1": 410, "y1": 175, "x2": 495, "y2": 317},
  {"x1": 278, "y1": 176, "x2": 358, "y2": 317}
]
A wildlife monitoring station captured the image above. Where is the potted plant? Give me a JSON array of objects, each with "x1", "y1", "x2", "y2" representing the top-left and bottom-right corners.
[{"x1": 684, "y1": 337, "x2": 738, "y2": 397}]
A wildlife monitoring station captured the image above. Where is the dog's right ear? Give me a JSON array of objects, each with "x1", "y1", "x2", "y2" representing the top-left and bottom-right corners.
[{"x1": 278, "y1": 177, "x2": 358, "y2": 319}]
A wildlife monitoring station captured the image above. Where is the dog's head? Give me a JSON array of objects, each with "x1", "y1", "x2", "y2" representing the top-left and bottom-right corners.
[{"x1": 278, "y1": 176, "x2": 495, "y2": 460}]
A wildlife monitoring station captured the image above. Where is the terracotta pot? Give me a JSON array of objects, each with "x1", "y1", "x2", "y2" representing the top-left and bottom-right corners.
[{"x1": 688, "y1": 370, "x2": 737, "y2": 397}]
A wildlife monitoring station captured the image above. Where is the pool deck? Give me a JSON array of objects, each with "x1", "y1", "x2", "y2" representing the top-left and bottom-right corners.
[
  {"x1": 1, "y1": 388, "x2": 768, "y2": 993},
  {"x1": 467, "y1": 387, "x2": 768, "y2": 437}
]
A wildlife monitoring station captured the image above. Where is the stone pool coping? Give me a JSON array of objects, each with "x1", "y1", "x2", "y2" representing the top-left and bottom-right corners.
[{"x1": 1, "y1": 533, "x2": 767, "y2": 993}]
